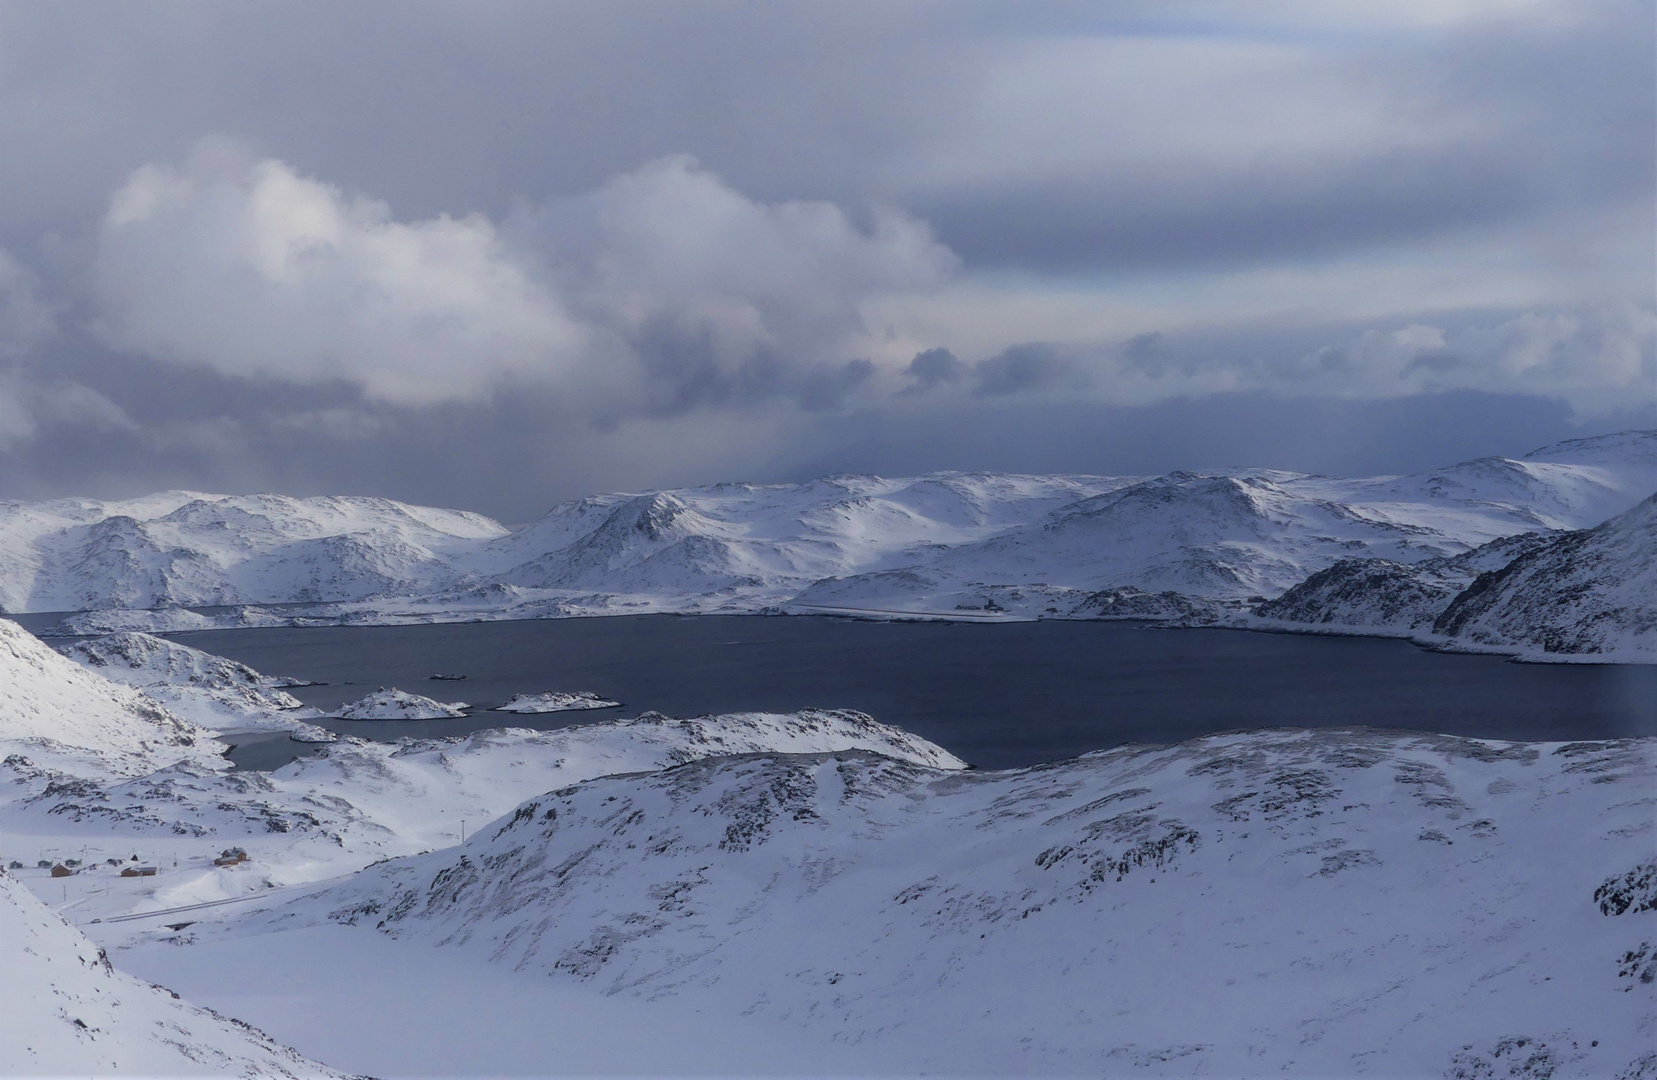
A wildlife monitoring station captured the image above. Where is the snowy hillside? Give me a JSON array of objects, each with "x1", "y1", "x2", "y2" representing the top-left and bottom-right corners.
[
  {"x1": 913, "y1": 469, "x2": 1449, "y2": 601},
  {"x1": 453, "y1": 429, "x2": 1655, "y2": 613},
  {"x1": 1334, "y1": 430, "x2": 1657, "y2": 535},
  {"x1": 1252, "y1": 533, "x2": 1553, "y2": 634},
  {"x1": 810, "y1": 433, "x2": 1655, "y2": 613},
  {"x1": 0, "y1": 618, "x2": 223, "y2": 778},
  {"x1": 1254, "y1": 558, "x2": 1467, "y2": 633},
  {"x1": 1433, "y1": 493, "x2": 1657, "y2": 659},
  {"x1": 8, "y1": 432, "x2": 1654, "y2": 656},
  {"x1": 0, "y1": 870, "x2": 347, "y2": 1077},
  {"x1": 54, "y1": 632, "x2": 328, "y2": 739},
  {"x1": 1258, "y1": 492, "x2": 1657, "y2": 658},
  {"x1": 1, "y1": 710, "x2": 965, "y2": 906},
  {"x1": 46, "y1": 604, "x2": 299, "y2": 635},
  {"x1": 0, "y1": 491, "x2": 508, "y2": 613},
  {"x1": 229, "y1": 727, "x2": 1654, "y2": 1078}
]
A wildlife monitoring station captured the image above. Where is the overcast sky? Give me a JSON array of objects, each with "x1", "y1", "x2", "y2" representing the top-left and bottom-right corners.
[{"x1": 0, "y1": 0, "x2": 1650, "y2": 521}]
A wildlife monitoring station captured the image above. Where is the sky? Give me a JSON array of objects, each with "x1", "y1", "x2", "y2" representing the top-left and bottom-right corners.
[{"x1": 0, "y1": 0, "x2": 1650, "y2": 522}]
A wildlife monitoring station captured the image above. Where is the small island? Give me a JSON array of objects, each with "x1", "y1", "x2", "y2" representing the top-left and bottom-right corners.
[
  {"x1": 332, "y1": 688, "x2": 469, "y2": 720},
  {"x1": 492, "y1": 691, "x2": 621, "y2": 714}
]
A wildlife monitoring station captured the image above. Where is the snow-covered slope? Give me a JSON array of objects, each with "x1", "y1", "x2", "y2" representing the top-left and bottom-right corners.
[
  {"x1": 826, "y1": 433, "x2": 1655, "y2": 610},
  {"x1": 0, "y1": 618, "x2": 223, "y2": 779},
  {"x1": 54, "y1": 632, "x2": 327, "y2": 738},
  {"x1": 1252, "y1": 533, "x2": 1554, "y2": 634},
  {"x1": 1254, "y1": 558, "x2": 1467, "y2": 632},
  {"x1": 8, "y1": 432, "x2": 1654, "y2": 638},
  {"x1": 917, "y1": 470, "x2": 1442, "y2": 600},
  {"x1": 1333, "y1": 430, "x2": 1657, "y2": 536},
  {"x1": 0, "y1": 870, "x2": 347, "y2": 1077},
  {"x1": 242, "y1": 727, "x2": 1654, "y2": 1078},
  {"x1": 0, "y1": 491, "x2": 508, "y2": 613},
  {"x1": 1, "y1": 711, "x2": 964, "y2": 913},
  {"x1": 467, "y1": 473, "x2": 1128, "y2": 607},
  {"x1": 45, "y1": 604, "x2": 299, "y2": 636},
  {"x1": 1433, "y1": 493, "x2": 1657, "y2": 659}
]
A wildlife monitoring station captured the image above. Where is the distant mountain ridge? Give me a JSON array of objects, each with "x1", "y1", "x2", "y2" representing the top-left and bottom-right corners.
[
  {"x1": 0, "y1": 492, "x2": 507, "y2": 613},
  {"x1": 3, "y1": 431, "x2": 1653, "y2": 660}
]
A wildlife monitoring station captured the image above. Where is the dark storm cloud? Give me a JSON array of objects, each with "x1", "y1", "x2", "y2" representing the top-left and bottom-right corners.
[
  {"x1": 904, "y1": 348, "x2": 966, "y2": 391},
  {"x1": 1119, "y1": 333, "x2": 1171, "y2": 377},
  {"x1": 798, "y1": 360, "x2": 877, "y2": 412},
  {"x1": 972, "y1": 344, "x2": 1087, "y2": 397},
  {"x1": 785, "y1": 391, "x2": 1657, "y2": 487},
  {"x1": 920, "y1": 159, "x2": 1533, "y2": 274}
]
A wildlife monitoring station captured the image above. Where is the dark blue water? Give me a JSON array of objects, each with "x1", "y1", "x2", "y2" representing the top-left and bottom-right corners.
[{"x1": 160, "y1": 615, "x2": 1657, "y2": 772}]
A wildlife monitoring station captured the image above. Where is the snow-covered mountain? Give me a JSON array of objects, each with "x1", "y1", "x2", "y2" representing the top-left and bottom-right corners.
[
  {"x1": 0, "y1": 491, "x2": 508, "y2": 613},
  {"x1": 1252, "y1": 532, "x2": 1553, "y2": 634},
  {"x1": 0, "y1": 870, "x2": 348, "y2": 1077},
  {"x1": 809, "y1": 433, "x2": 1655, "y2": 613},
  {"x1": 7, "y1": 432, "x2": 1654, "y2": 662},
  {"x1": 1251, "y1": 490, "x2": 1657, "y2": 660},
  {"x1": 53, "y1": 631, "x2": 329, "y2": 739},
  {"x1": 1432, "y1": 493, "x2": 1657, "y2": 659},
  {"x1": 222, "y1": 727, "x2": 1655, "y2": 1078},
  {"x1": 451, "y1": 429, "x2": 1654, "y2": 613},
  {"x1": 0, "y1": 618, "x2": 223, "y2": 778}
]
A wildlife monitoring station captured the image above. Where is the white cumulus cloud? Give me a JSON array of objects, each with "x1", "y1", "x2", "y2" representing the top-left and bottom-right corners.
[
  {"x1": 94, "y1": 147, "x2": 587, "y2": 406},
  {"x1": 92, "y1": 147, "x2": 957, "y2": 412}
]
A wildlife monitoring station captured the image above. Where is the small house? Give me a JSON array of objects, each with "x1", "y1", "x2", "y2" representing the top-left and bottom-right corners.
[
  {"x1": 213, "y1": 847, "x2": 249, "y2": 867},
  {"x1": 49, "y1": 864, "x2": 74, "y2": 878},
  {"x1": 120, "y1": 865, "x2": 158, "y2": 878}
]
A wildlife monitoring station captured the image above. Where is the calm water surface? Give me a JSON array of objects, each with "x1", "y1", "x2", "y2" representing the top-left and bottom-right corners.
[{"x1": 155, "y1": 615, "x2": 1657, "y2": 772}]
